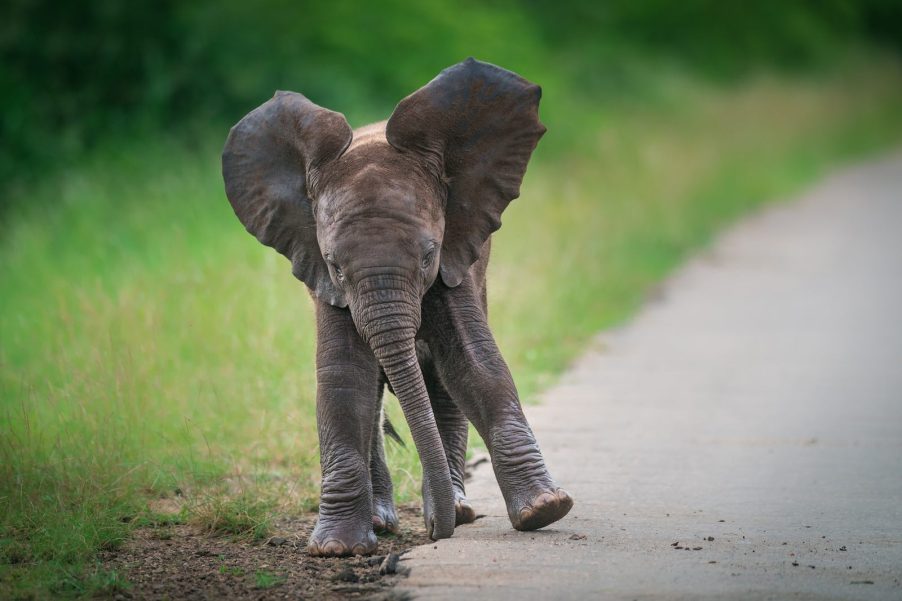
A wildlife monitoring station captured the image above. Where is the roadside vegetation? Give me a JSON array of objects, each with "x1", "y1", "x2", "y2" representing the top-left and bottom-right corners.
[{"x1": 2, "y1": 1, "x2": 901, "y2": 596}]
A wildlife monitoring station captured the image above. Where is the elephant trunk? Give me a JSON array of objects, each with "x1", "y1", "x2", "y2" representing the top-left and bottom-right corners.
[{"x1": 353, "y1": 276, "x2": 455, "y2": 540}]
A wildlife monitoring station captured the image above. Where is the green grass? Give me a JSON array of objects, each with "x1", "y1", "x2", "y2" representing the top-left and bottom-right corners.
[
  {"x1": 2, "y1": 57, "x2": 902, "y2": 597},
  {"x1": 218, "y1": 563, "x2": 244, "y2": 577},
  {"x1": 253, "y1": 569, "x2": 286, "y2": 589},
  {"x1": 186, "y1": 493, "x2": 273, "y2": 540}
]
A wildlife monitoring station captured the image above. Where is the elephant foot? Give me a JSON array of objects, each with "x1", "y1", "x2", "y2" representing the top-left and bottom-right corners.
[
  {"x1": 307, "y1": 518, "x2": 377, "y2": 557},
  {"x1": 372, "y1": 501, "x2": 399, "y2": 534},
  {"x1": 487, "y1": 421, "x2": 573, "y2": 531},
  {"x1": 455, "y1": 494, "x2": 477, "y2": 525},
  {"x1": 509, "y1": 488, "x2": 573, "y2": 531}
]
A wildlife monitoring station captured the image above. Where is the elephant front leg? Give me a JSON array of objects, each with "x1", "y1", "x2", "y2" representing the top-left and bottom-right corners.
[
  {"x1": 308, "y1": 301, "x2": 381, "y2": 557},
  {"x1": 422, "y1": 281, "x2": 573, "y2": 531},
  {"x1": 370, "y1": 378, "x2": 399, "y2": 534}
]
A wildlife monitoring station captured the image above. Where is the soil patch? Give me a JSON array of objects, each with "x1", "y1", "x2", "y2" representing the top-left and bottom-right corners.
[{"x1": 100, "y1": 505, "x2": 428, "y2": 600}]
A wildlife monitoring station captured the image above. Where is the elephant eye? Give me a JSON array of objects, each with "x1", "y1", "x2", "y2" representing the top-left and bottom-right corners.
[
  {"x1": 333, "y1": 265, "x2": 344, "y2": 281},
  {"x1": 422, "y1": 249, "x2": 435, "y2": 269}
]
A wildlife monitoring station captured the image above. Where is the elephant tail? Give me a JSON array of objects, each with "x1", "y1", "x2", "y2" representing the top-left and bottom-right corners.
[{"x1": 383, "y1": 415, "x2": 405, "y2": 447}]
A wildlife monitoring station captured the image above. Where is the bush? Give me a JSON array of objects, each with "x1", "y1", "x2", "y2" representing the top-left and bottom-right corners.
[{"x1": 2, "y1": 0, "x2": 899, "y2": 202}]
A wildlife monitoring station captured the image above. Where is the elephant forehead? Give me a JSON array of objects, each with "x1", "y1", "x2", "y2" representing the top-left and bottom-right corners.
[
  {"x1": 319, "y1": 183, "x2": 419, "y2": 221},
  {"x1": 319, "y1": 213, "x2": 437, "y2": 271},
  {"x1": 320, "y1": 166, "x2": 440, "y2": 220},
  {"x1": 314, "y1": 140, "x2": 445, "y2": 233}
]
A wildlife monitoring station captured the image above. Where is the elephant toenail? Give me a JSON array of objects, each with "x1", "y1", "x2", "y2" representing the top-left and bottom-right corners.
[
  {"x1": 351, "y1": 543, "x2": 370, "y2": 555},
  {"x1": 322, "y1": 540, "x2": 348, "y2": 556}
]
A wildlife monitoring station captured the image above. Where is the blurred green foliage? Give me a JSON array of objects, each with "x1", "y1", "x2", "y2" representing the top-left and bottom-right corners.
[{"x1": 2, "y1": 0, "x2": 900, "y2": 199}]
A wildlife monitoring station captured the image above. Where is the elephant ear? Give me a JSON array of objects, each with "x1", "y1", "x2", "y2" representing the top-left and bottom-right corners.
[
  {"x1": 222, "y1": 91, "x2": 352, "y2": 307},
  {"x1": 386, "y1": 58, "x2": 546, "y2": 287}
]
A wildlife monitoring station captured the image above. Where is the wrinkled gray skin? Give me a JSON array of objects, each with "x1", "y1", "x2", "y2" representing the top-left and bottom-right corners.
[{"x1": 222, "y1": 58, "x2": 572, "y2": 557}]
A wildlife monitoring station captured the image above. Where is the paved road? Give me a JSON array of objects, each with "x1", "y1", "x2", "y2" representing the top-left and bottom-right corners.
[{"x1": 399, "y1": 154, "x2": 902, "y2": 600}]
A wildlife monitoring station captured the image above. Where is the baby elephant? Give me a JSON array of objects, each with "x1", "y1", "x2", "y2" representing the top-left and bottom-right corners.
[{"x1": 222, "y1": 58, "x2": 572, "y2": 557}]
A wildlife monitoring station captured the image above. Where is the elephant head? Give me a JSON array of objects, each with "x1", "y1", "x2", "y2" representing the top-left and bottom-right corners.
[{"x1": 221, "y1": 58, "x2": 545, "y2": 539}]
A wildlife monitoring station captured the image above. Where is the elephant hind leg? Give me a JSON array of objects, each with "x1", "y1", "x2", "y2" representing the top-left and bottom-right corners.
[
  {"x1": 420, "y1": 347, "x2": 477, "y2": 526},
  {"x1": 370, "y1": 377, "x2": 399, "y2": 534}
]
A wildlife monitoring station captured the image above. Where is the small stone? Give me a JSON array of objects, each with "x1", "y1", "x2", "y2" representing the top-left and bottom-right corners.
[
  {"x1": 569, "y1": 533, "x2": 587, "y2": 541},
  {"x1": 333, "y1": 568, "x2": 358, "y2": 583},
  {"x1": 839, "y1": 545, "x2": 847, "y2": 551},
  {"x1": 379, "y1": 552, "x2": 400, "y2": 575},
  {"x1": 692, "y1": 547, "x2": 703, "y2": 551},
  {"x1": 367, "y1": 555, "x2": 385, "y2": 567},
  {"x1": 791, "y1": 561, "x2": 799, "y2": 567},
  {"x1": 267, "y1": 537, "x2": 287, "y2": 547},
  {"x1": 706, "y1": 536, "x2": 714, "y2": 541}
]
